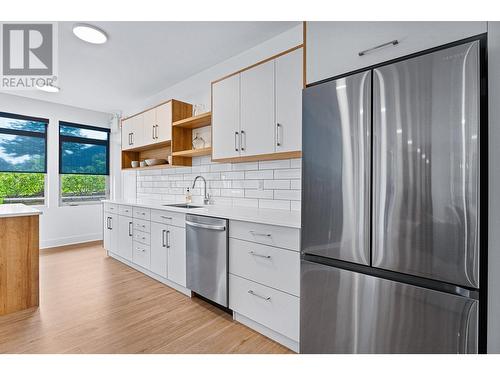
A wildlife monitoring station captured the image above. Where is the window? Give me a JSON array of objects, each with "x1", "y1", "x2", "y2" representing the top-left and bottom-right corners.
[
  {"x1": 0, "y1": 112, "x2": 48, "y2": 205},
  {"x1": 59, "y1": 121, "x2": 110, "y2": 205}
]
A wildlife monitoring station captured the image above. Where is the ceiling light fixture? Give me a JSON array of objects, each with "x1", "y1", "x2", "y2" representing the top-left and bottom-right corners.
[
  {"x1": 37, "y1": 84, "x2": 60, "y2": 93},
  {"x1": 72, "y1": 23, "x2": 108, "y2": 44}
]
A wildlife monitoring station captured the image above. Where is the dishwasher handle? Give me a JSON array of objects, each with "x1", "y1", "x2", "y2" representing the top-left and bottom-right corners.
[{"x1": 186, "y1": 220, "x2": 226, "y2": 231}]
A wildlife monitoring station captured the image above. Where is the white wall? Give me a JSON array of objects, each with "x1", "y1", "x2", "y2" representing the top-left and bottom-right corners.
[
  {"x1": 488, "y1": 21, "x2": 500, "y2": 354},
  {"x1": 0, "y1": 93, "x2": 114, "y2": 248}
]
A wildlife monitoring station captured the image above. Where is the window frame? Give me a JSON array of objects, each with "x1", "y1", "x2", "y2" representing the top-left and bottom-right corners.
[
  {"x1": 58, "y1": 121, "x2": 111, "y2": 206},
  {"x1": 58, "y1": 121, "x2": 110, "y2": 176},
  {"x1": 0, "y1": 111, "x2": 48, "y2": 174}
]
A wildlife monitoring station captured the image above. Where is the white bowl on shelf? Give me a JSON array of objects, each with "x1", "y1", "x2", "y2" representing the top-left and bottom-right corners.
[
  {"x1": 131, "y1": 161, "x2": 139, "y2": 168},
  {"x1": 145, "y1": 158, "x2": 167, "y2": 166}
]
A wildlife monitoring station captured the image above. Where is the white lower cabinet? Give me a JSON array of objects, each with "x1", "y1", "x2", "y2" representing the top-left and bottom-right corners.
[
  {"x1": 229, "y1": 274, "x2": 300, "y2": 342},
  {"x1": 167, "y1": 225, "x2": 187, "y2": 287},
  {"x1": 133, "y1": 241, "x2": 151, "y2": 269},
  {"x1": 117, "y1": 215, "x2": 133, "y2": 261},
  {"x1": 150, "y1": 222, "x2": 168, "y2": 278},
  {"x1": 103, "y1": 213, "x2": 118, "y2": 254}
]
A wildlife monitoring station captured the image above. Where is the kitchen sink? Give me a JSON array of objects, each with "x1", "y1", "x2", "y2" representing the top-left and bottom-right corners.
[{"x1": 163, "y1": 203, "x2": 202, "y2": 209}]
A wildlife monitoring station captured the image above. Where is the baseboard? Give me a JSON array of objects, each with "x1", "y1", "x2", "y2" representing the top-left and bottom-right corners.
[
  {"x1": 40, "y1": 232, "x2": 102, "y2": 249},
  {"x1": 42, "y1": 240, "x2": 103, "y2": 252},
  {"x1": 107, "y1": 251, "x2": 192, "y2": 297},
  {"x1": 233, "y1": 312, "x2": 299, "y2": 353}
]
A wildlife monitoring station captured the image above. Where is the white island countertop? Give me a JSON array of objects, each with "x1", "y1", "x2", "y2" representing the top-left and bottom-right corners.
[
  {"x1": 103, "y1": 200, "x2": 301, "y2": 229},
  {"x1": 0, "y1": 204, "x2": 41, "y2": 218}
]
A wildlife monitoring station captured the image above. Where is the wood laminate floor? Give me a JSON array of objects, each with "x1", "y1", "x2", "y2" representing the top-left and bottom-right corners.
[{"x1": 0, "y1": 242, "x2": 291, "y2": 354}]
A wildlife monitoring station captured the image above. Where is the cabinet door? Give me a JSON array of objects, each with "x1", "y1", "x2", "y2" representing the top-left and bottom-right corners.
[
  {"x1": 143, "y1": 109, "x2": 156, "y2": 145},
  {"x1": 103, "y1": 213, "x2": 118, "y2": 254},
  {"x1": 167, "y1": 226, "x2": 187, "y2": 287},
  {"x1": 240, "y1": 59, "x2": 275, "y2": 157},
  {"x1": 275, "y1": 48, "x2": 303, "y2": 153},
  {"x1": 121, "y1": 118, "x2": 134, "y2": 150},
  {"x1": 118, "y1": 215, "x2": 133, "y2": 261},
  {"x1": 155, "y1": 102, "x2": 172, "y2": 143},
  {"x1": 150, "y1": 222, "x2": 168, "y2": 278},
  {"x1": 306, "y1": 21, "x2": 487, "y2": 84},
  {"x1": 212, "y1": 74, "x2": 240, "y2": 160}
]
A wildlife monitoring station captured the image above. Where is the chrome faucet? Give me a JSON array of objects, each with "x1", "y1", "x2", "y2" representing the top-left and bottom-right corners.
[{"x1": 192, "y1": 176, "x2": 211, "y2": 205}]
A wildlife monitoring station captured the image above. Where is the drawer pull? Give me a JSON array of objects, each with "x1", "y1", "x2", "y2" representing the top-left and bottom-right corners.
[
  {"x1": 249, "y1": 251, "x2": 271, "y2": 259},
  {"x1": 248, "y1": 290, "x2": 271, "y2": 301},
  {"x1": 358, "y1": 39, "x2": 399, "y2": 56},
  {"x1": 249, "y1": 230, "x2": 271, "y2": 237},
  {"x1": 141, "y1": 212, "x2": 146, "y2": 216},
  {"x1": 160, "y1": 215, "x2": 172, "y2": 220},
  {"x1": 136, "y1": 247, "x2": 146, "y2": 252}
]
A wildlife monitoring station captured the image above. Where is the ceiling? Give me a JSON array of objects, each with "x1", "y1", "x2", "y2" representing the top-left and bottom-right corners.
[{"x1": 9, "y1": 21, "x2": 300, "y2": 114}]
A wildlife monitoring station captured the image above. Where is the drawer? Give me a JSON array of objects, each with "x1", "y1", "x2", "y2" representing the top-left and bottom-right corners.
[
  {"x1": 103, "y1": 202, "x2": 118, "y2": 213},
  {"x1": 229, "y1": 238, "x2": 300, "y2": 296},
  {"x1": 151, "y1": 209, "x2": 185, "y2": 228},
  {"x1": 229, "y1": 274, "x2": 299, "y2": 341},
  {"x1": 133, "y1": 241, "x2": 151, "y2": 269},
  {"x1": 133, "y1": 207, "x2": 151, "y2": 220},
  {"x1": 230, "y1": 221, "x2": 300, "y2": 251},
  {"x1": 133, "y1": 218, "x2": 151, "y2": 233},
  {"x1": 119, "y1": 205, "x2": 133, "y2": 217},
  {"x1": 133, "y1": 230, "x2": 150, "y2": 245}
]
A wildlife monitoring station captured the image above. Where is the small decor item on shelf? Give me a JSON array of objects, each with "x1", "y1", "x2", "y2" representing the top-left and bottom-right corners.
[
  {"x1": 193, "y1": 104, "x2": 206, "y2": 116},
  {"x1": 131, "y1": 160, "x2": 139, "y2": 168},
  {"x1": 167, "y1": 155, "x2": 172, "y2": 164},
  {"x1": 140, "y1": 161, "x2": 147, "y2": 167},
  {"x1": 192, "y1": 132, "x2": 206, "y2": 150}
]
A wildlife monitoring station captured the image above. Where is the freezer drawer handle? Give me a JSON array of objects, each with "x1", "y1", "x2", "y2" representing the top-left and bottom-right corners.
[
  {"x1": 249, "y1": 251, "x2": 271, "y2": 259},
  {"x1": 248, "y1": 290, "x2": 271, "y2": 301},
  {"x1": 249, "y1": 230, "x2": 271, "y2": 237},
  {"x1": 186, "y1": 221, "x2": 226, "y2": 231},
  {"x1": 358, "y1": 40, "x2": 399, "y2": 56}
]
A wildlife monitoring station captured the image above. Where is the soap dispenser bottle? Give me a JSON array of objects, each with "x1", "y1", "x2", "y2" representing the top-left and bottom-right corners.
[{"x1": 185, "y1": 187, "x2": 192, "y2": 204}]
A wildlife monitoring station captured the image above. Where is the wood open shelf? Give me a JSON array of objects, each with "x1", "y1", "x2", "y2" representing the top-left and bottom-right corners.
[
  {"x1": 172, "y1": 147, "x2": 212, "y2": 158},
  {"x1": 172, "y1": 112, "x2": 211, "y2": 129},
  {"x1": 122, "y1": 163, "x2": 177, "y2": 171}
]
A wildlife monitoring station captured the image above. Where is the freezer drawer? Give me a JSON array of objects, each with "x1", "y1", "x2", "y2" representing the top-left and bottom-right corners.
[
  {"x1": 300, "y1": 260, "x2": 478, "y2": 354},
  {"x1": 372, "y1": 41, "x2": 480, "y2": 288},
  {"x1": 302, "y1": 70, "x2": 371, "y2": 265}
]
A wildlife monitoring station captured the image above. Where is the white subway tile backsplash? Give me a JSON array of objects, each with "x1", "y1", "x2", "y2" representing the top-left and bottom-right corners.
[
  {"x1": 274, "y1": 168, "x2": 301, "y2": 179},
  {"x1": 274, "y1": 190, "x2": 301, "y2": 201},
  {"x1": 259, "y1": 159, "x2": 290, "y2": 170},
  {"x1": 136, "y1": 158, "x2": 302, "y2": 211},
  {"x1": 264, "y1": 179, "x2": 290, "y2": 189},
  {"x1": 245, "y1": 170, "x2": 273, "y2": 180}
]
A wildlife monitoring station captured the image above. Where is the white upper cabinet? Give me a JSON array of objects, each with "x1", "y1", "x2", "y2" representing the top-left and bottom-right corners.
[
  {"x1": 275, "y1": 48, "x2": 303, "y2": 153},
  {"x1": 212, "y1": 47, "x2": 303, "y2": 161},
  {"x1": 306, "y1": 21, "x2": 487, "y2": 84},
  {"x1": 212, "y1": 74, "x2": 241, "y2": 160},
  {"x1": 155, "y1": 102, "x2": 172, "y2": 143},
  {"x1": 143, "y1": 108, "x2": 157, "y2": 144},
  {"x1": 240, "y1": 60, "x2": 276, "y2": 157},
  {"x1": 121, "y1": 114, "x2": 144, "y2": 150}
]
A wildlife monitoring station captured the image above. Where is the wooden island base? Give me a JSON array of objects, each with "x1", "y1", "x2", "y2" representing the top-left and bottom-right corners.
[{"x1": 0, "y1": 214, "x2": 39, "y2": 316}]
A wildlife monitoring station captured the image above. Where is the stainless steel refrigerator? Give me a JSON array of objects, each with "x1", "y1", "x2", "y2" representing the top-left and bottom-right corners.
[{"x1": 300, "y1": 40, "x2": 483, "y2": 353}]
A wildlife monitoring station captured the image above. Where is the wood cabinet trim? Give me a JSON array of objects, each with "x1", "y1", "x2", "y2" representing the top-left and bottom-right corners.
[{"x1": 212, "y1": 151, "x2": 302, "y2": 164}]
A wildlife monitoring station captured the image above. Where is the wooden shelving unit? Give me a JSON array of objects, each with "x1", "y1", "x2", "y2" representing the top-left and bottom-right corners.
[
  {"x1": 172, "y1": 147, "x2": 212, "y2": 158},
  {"x1": 172, "y1": 112, "x2": 211, "y2": 129},
  {"x1": 172, "y1": 112, "x2": 212, "y2": 166}
]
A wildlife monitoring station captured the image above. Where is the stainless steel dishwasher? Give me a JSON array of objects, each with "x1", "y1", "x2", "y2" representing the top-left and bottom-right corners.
[{"x1": 186, "y1": 214, "x2": 228, "y2": 307}]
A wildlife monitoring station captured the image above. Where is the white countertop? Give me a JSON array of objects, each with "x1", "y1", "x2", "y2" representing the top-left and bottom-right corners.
[
  {"x1": 103, "y1": 200, "x2": 301, "y2": 229},
  {"x1": 0, "y1": 204, "x2": 41, "y2": 218}
]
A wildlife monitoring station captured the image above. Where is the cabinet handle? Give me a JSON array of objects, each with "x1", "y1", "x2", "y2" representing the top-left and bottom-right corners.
[
  {"x1": 128, "y1": 221, "x2": 133, "y2": 236},
  {"x1": 109, "y1": 217, "x2": 113, "y2": 230},
  {"x1": 166, "y1": 230, "x2": 171, "y2": 248},
  {"x1": 234, "y1": 131, "x2": 239, "y2": 151},
  {"x1": 240, "y1": 130, "x2": 245, "y2": 151},
  {"x1": 249, "y1": 230, "x2": 271, "y2": 237},
  {"x1": 160, "y1": 215, "x2": 172, "y2": 220},
  {"x1": 131, "y1": 132, "x2": 134, "y2": 145},
  {"x1": 276, "y1": 123, "x2": 282, "y2": 147},
  {"x1": 128, "y1": 133, "x2": 132, "y2": 145},
  {"x1": 155, "y1": 125, "x2": 159, "y2": 139},
  {"x1": 152, "y1": 125, "x2": 155, "y2": 140},
  {"x1": 358, "y1": 39, "x2": 399, "y2": 56},
  {"x1": 248, "y1": 290, "x2": 271, "y2": 301},
  {"x1": 249, "y1": 251, "x2": 271, "y2": 259},
  {"x1": 162, "y1": 229, "x2": 167, "y2": 248},
  {"x1": 106, "y1": 217, "x2": 110, "y2": 229}
]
